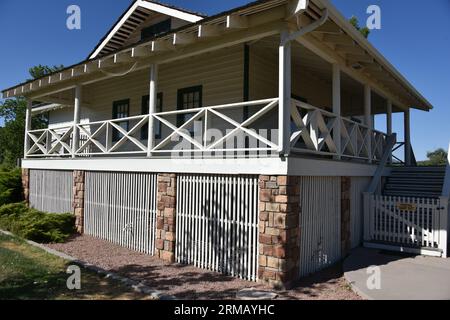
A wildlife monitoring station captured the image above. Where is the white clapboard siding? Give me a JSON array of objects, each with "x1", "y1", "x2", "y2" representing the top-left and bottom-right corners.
[
  {"x1": 299, "y1": 177, "x2": 341, "y2": 277},
  {"x1": 176, "y1": 174, "x2": 259, "y2": 282},
  {"x1": 47, "y1": 45, "x2": 244, "y2": 130},
  {"x1": 29, "y1": 170, "x2": 73, "y2": 213},
  {"x1": 84, "y1": 171, "x2": 158, "y2": 255},
  {"x1": 350, "y1": 177, "x2": 371, "y2": 248}
]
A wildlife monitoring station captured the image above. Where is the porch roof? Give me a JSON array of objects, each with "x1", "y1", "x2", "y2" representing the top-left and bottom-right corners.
[{"x1": 1, "y1": 0, "x2": 433, "y2": 112}]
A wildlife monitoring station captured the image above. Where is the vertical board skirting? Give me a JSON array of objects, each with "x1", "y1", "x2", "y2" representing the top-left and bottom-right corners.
[
  {"x1": 84, "y1": 171, "x2": 158, "y2": 255},
  {"x1": 299, "y1": 177, "x2": 341, "y2": 277},
  {"x1": 29, "y1": 169, "x2": 73, "y2": 213},
  {"x1": 350, "y1": 177, "x2": 371, "y2": 248},
  {"x1": 175, "y1": 174, "x2": 259, "y2": 282}
]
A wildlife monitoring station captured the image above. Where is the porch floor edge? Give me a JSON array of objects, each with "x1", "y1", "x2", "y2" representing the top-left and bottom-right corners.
[
  {"x1": 21, "y1": 156, "x2": 383, "y2": 177},
  {"x1": 21, "y1": 157, "x2": 288, "y2": 175}
]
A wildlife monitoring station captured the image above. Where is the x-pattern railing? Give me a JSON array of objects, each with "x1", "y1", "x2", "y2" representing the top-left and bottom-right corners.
[
  {"x1": 290, "y1": 100, "x2": 337, "y2": 156},
  {"x1": 290, "y1": 99, "x2": 388, "y2": 162},
  {"x1": 27, "y1": 126, "x2": 74, "y2": 157},
  {"x1": 372, "y1": 130, "x2": 387, "y2": 161},
  {"x1": 341, "y1": 118, "x2": 370, "y2": 159},
  {"x1": 25, "y1": 98, "x2": 390, "y2": 162},
  {"x1": 151, "y1": 98, "x2": 279, "y2": 154},
  {"x1": 77, "y1": 115, "x2": 150, "y2": 155}
]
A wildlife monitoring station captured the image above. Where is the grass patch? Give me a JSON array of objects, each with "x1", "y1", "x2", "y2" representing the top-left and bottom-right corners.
[
  {"x1": 0, "y1": 203, "x2": 75, "y2": 243},
  {"x1": 0, "y1": 233, "x2": 152, "y2": 300}
]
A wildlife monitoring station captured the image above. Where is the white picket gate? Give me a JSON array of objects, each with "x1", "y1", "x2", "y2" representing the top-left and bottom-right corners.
[
  {"x1": 175, "y1": 174, "x2": 259, "y2": 281},
  {"x1": 29, "y1": 169, "x2": 73, "y2": 213},
  {"x1": 365, "y1": 195, "x2": 448, "y2": 257},
  {"x1": 84, "y1": 171, "x2": 158, "y2": 254}
]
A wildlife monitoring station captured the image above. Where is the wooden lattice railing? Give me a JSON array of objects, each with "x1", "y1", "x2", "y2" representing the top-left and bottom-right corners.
[
  {"x1": 25, "y1": 98, "x2": 390, "y2": 162},
  {"x1": 290, "y1": 99, "x2": 388, "y2": 162}
]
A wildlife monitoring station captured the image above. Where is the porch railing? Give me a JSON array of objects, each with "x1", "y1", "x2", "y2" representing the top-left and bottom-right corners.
[
  {"x1": 290, "y1": 99, "x2": 388, "y2": 162},
  {"x1": 25, "y1": 98, "x2": 390, "y2": 162}
]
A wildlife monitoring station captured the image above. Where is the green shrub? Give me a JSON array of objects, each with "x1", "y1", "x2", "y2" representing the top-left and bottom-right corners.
[
  {"x1": 0, "y1": 202, "x2": 30, "y2": 231},
  {"x1": 0, "y1": 203, "x2": 75, "y2": 243},
  {"x1": 0, "y1": 168, "x2": 23, "y2": 206}
]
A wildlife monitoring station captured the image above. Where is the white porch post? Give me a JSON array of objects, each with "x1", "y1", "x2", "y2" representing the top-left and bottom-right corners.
[
  {"x1": 404, "y1": 108, "x2": 412, "y2": 166},
  {"x1": 72, "y1": 85, "x2": 82, "y2": 158},
  {"x1": 147, "y1": 63, "x2": 158, "y2": 157},
  {"x1": 278, "y1": 31, "x2": 291, "y2": 156},
  {"x1": 364, "y1": 84, "x2": 372, "y2": 163},
  {"x1": 23, "y1": 99, "x2": 32, "y2": 159},
  {"x1": 386, "y1": 100, "x2": 393, "y2": 163},
  {"x1": 332, "y1": 64, "x2": 341, "y2": 159}
]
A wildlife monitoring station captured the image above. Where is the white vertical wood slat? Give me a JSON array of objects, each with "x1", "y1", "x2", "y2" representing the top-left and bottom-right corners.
[
  {"x1": 368, "y1": 194, "x2": 446, "y2": 253},
  {"x1": 29, "y1": 170, "x2": 73, "y2": 213},
  {"x1": 84, "y1": 171, "x2": 157, "y2": 255},
  {"x1": 175, "y1": 174, "x2": 258, "y2": 282},
  {"x1": 299, "y1": 177, "x2": 341, "y2": 277}
]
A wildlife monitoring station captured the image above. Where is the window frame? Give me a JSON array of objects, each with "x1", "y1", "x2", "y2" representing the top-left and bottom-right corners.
[
  {"x1": 141, "y1": 19, "x2": 172, "y2": 41},
  {"x1": 112, "y1": 99, "x2": 130, "y2": 143},
  {"x1": 176, "y1": 85, "x2": 203, "y2": 128}
]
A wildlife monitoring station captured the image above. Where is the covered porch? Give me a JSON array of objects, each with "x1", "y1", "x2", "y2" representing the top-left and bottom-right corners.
[{"x1": 22, "y1": 35, "x2": 410, "y2": 164}]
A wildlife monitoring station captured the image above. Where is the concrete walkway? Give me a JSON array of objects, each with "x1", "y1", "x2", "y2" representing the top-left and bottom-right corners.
[{"x1": 344, "y1": 247, "x2": 450, "y2": 300}]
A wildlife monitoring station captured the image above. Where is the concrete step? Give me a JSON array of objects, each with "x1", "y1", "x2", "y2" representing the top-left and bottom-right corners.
[
  {"x1": 384, "y1": 185, "x2": 441, "y2": 191},
  {"x1": 388, "y1": 178, "x2": 443, "y2": 183},
  {"x1": 390, "y1": 172, "x2": 445, "y2": 178},
  {"x1": 383, "y1": 166, "x2": 446, "y2": 198},
  {"x1": 390, "y1": 166, "x2": 446, "y2": 173},
  {"x1": 383, "y1": 190, "x2": 442, "y2": 198}
]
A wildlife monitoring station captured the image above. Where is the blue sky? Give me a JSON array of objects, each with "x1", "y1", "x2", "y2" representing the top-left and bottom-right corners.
[{"x1": 0, "y1": 0, "x2": 449, "y2": 160}]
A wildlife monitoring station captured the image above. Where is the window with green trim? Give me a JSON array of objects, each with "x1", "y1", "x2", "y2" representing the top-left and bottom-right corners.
[
  {"x1": 112, "y1": 99, "x2": 129, "y2": 142},
  {"x1": 177, "y1": 86, "x2": 202, "y2": 129}
]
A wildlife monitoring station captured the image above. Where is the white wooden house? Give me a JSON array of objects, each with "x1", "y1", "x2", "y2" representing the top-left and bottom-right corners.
[{"x1": 3, "y1": 0, "x2": 449, "y2": 288}]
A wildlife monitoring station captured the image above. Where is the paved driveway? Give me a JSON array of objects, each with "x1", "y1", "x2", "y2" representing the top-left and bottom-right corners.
[{"x1": 344, "y1": 247, "x2": 450, "y2": 300}]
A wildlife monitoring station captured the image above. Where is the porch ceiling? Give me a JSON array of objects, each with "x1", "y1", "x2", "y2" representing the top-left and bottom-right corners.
[{"x1": 253, "y1": 36, "x2": 403, "y2": 115}]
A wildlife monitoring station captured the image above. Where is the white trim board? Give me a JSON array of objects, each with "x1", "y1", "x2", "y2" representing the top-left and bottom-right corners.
[
  {"x1": 89, "y1": 0, "x2": 203, "y2": 59},
  {"x1": 287, "y1": 156, "x2": 384, "y2": 177},
  {"x1": 22, "y1": 157, "x2": 288, "y2": 176},
  {"x1": 22, "y1": 156, "x2": 383, "y2": 177}
]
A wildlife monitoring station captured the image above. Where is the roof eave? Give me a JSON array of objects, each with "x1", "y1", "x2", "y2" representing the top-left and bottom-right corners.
[{"x1": 313, "y1": 0, "x2": 433, "y2": 111}]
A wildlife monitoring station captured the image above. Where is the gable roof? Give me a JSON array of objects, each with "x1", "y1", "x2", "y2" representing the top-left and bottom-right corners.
[
  {"x1": 1, "y1": 0, "x2": 433, "y2": 112},
  {"x1": 89, "y1": 0, "x2": 205, "y2": 59}
]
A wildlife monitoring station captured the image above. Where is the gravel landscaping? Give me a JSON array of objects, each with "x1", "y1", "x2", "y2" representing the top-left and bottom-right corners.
[{"x1": 45, "y1": 234, "x2": 361, "y2": 300}]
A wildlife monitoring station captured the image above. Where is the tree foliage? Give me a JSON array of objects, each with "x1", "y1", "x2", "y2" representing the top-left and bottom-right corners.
[
  {"x1": 349, "y1": 16, "x2": 370, "y2": 39},
  {"x1": 28, "y1": 64, "x2": 65, "y2": 81},
  {"x1": 419, "y1": 148, "x2": 448, "y2": 166},
  {"x1": 0, "y1": 64, "x2": 63, "y2": 166}
]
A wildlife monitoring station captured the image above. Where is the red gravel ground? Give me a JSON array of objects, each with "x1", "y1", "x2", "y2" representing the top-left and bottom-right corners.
[{"x1": 45, "y1": 235, "x2": 361, "y2": 300}]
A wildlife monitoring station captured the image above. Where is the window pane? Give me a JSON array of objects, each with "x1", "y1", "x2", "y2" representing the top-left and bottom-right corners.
[
  {"x1": 112, "y1": 99, "x2": 129, "y2": 142},
  {"x1": 141, "y1": 19, "x2": 171, "y2": 40},
  {"x1": 177, "y1": 86, "x2": 201, "y2": 128}
]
